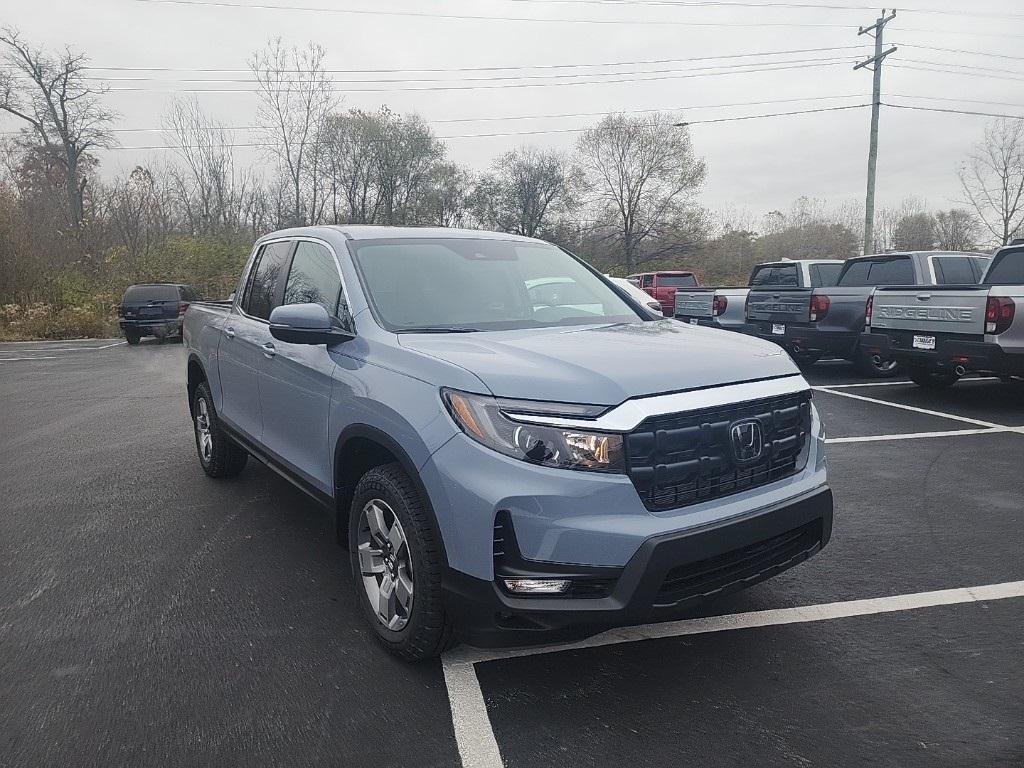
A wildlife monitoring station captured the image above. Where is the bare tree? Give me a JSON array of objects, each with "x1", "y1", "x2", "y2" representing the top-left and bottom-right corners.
[
  {"x1": 250, "y1": 39, "x2": 338, "y2": 226},
  {"x1": 959, "y1": 119, "x2": 1024, "y2": 246},
  {"x1": 0, "y1": 28, "x2": 115, "y2": 234},
  {"x1": 934, "y1": 208, "x2": 980, "y2": 251},
  {"x1": 418, "y1": 162, "x2": 472, "y2": 228},
  {"x1": 163, "y1": 97, "x2": 260, "y2": 236},
  {"x1": 470, "y1": 146, "x2": 579, "y2": 238},
  {"x1": 322, "y1": 109, "x2": 384, "y2": 224},
  {"x1": 892, "y1": 211, "x2": 936, "y2": 251},
  {"x1": 374, "y1": 108, "x2": 445, "y2": 225},
  {"x1": 577, "y1": 113, "x2": 706, "y2": 272},
  {"x1": 877, "y1": 196, "x2": 928, "y2": 252},
  {"x1": 105, "y1": 166, "x2": 167, "y2": 282}
]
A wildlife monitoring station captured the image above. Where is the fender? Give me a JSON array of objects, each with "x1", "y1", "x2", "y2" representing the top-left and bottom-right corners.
[{"x1": 333, "y1": 424, "x2": 451, "y2": 568}]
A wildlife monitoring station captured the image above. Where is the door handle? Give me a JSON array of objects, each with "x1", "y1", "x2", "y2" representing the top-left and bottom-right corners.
[
  {"x1": 262, "y1": 342, "x2": 276, "y2": 359},
  {"x1": 224, "y1": 326, "x2": 236, "y2": 339}
]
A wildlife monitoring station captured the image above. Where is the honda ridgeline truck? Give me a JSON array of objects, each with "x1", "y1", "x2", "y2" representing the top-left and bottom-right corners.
[
  {"x1": 674, "y1": 260, "x2": 843, "y2": 332},
  {"x1": 183, "y1": 226, "x2": 832, "y2": 660},
  {"x1": 862, "y1": 244, "x2": 1020, "y2": 387},
  {"x1": 745, "y1": 251, "x2": 989, "y2": 375}
]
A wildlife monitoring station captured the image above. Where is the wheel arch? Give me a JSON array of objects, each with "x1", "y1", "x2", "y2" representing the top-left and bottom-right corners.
[
  {"x1": 186, "y1": 353, "x2": 208, "y2": 417},
  {"x1": 333, "y1": 425, "x2": 450, "y2": 568}
]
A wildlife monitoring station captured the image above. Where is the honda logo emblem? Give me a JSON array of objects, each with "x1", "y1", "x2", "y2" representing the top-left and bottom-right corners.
[{"x1": 730, "y1": 419, "x2": 764, "y2": 463}]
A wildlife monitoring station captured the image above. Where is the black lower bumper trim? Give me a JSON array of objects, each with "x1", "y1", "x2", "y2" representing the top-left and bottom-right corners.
[
  {"x1": 862, "y1": 331, "x2": 1024, "y2": 376},
  {"x1": 747, "y1": 323, "x2": 858, "y2": 358},
  {"x1": 443, "y1": 486, "x2": 833, "y2": 648}
]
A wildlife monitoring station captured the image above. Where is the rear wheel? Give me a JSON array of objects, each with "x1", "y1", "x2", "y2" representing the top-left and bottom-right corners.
[
  {"x1": 349, "y1": 463, "x2": 454, "y2": 661},
  {"x1": 125, "y1": 330, "x2": 140, "y2": 345},
  {"x1": 790, "y1": 350, "x2": 822, "y2": 368},
  {"x1": 192, "y1": 382, "x2": 248, "y2": 477},
  {"x1": 908, "y1": 365, "x2": 960, "y2": 389},
  {"x1": 855, "y1": 347, "x2": 900, "y2": 378}
]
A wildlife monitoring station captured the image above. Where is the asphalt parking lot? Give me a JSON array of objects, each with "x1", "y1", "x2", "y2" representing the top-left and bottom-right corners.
[{"x1": 2, "y1": 341, "x2": 1022, "y2": 767}]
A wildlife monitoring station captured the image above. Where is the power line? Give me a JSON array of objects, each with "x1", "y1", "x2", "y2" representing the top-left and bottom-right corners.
[
  {"x1": 895, "y1": 43, "x2": 1024, "y2": 64},
  {"x1": 131, "y1": 0, "x2": 862, "y2": 28},
  {"x1": 679, "y1": 103, "x2": 869, "y2": 125},
  {"x1": 900, "y1": 57, "x2": 1024, "y2": 77},
  {"x1": 85, "y1": 61, "x2": 853, "y2": 94},
  {"x1": 883, "y1": 102, "x2": 1024, "y2": 121},
  {"x1": 84, "y1": 45, "x2": 868, "y2": 75},
  {"x1": 891, "y1": 63, "x2": 1024, "y2": 83},
  {"x1": 77, "y1": 55, "x2": 859, "y2": 86}
]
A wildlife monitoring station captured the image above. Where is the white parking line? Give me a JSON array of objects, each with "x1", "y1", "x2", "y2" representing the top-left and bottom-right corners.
[
  {"x1": 821, "y1": 377, "x2": 998, "y2": 389},
  {"x1": 0, "y1": 340, "x2": 126, "y2": 361},
  {"x1": 0, "y1": 356, "x2": 60, "y2": 362},
  {"x1": 826, "y1": 427, "x2": 1011, "y2": 444},
  {"x1": 811, "y1": 386, "x2": 1012, "y2": 430},
  {"x1": 441, "y1": 580, "x2": 1024, "y2": 768}
]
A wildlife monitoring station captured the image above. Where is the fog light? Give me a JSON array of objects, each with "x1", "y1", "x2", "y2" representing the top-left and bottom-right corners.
[{"x1": 501, "y1": 578, "x2": 571, "y2": 594}]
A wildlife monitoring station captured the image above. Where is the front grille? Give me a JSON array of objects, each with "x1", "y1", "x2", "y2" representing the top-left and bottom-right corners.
[
  {"x1": 655, "y1": 519, "x2": 822, "y2": 606},
  {"x1": 626, "y1": 390, "x2": 811, "y2": 511}
]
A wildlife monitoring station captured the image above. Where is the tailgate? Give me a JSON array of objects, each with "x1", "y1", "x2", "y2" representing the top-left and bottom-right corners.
[
  {"x1": 746, "y1": 288, "x2": 811, "y2": 324},
  {"x1": 673, "y1": 290, "x2": 715, "y2": 318},
  {"x1": 871, "y1": 287, "x2": 988, "y2": 336}
]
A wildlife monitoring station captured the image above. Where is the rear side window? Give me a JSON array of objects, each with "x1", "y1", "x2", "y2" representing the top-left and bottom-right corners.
[
  {"x1": 283, "y1": 241, "x2": 343, "y2": 317},
  {"x1": 243, "y1": 241, "x2": 294, "y2": 320},
  {"x1": 984, "y1": 248, "x2": 1024, "y2": 284},
  {"x1": 640, "y1": 275, "x2": 653, "y2": 289},
  {"x1": 123, "y1": 285, "x2": 178, "y2": 304},
  {"x1": 750, "y1": 265, "x2": 799, "y2": 287},
  {"x1": 656, "y1": 274, "x2": 698, "y2": 288},
  {"x1": 838, "y1": 257, "x2": 914, "y2": 286},
  {"x1": 810, "y1": 263, "x2": 842, "y2": 287},
  {"x1": 933, "y1": 257, "x2": 977, "y2": 285}
]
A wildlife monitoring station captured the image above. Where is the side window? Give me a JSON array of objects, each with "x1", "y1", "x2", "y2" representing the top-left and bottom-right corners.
[
  {"x1": 811, "y1": 263, "x2": 842, "y2": 288},
  {"x1": 641, "y1": 275, "x2": 653, "y2": 289},
  {"x1": 837, "y1": 260, "x2": 872, "y2": 286},
  {"x1": 971, "y1": 258, "x2": 990, "y2": 281},
  {"x1": 868, "y1": 257, "x2": 914, "y2": 286},
  {"x1": 243, "y1": 241, "x2": 294, "y2": 320},
  {"x1": 934, "y1": 257, "x2": 976, "y2": 285},
  {"x1": 283, "y1": 241, "x2": 343, "y2": 317},
  {"x1": 984, "y1": 249, "x2": 1024, "y2": 284}
]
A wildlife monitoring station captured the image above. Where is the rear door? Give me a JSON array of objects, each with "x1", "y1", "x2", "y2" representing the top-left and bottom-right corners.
[
  {"x1": 258, "y1": 239, "x2": 343, "y2": 494},
  {"x1": 217, "y1": 240, "x2": 294, "y2": 440}
]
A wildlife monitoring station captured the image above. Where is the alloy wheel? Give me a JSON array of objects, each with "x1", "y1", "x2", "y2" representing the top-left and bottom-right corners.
[
  {"x1": 357, "y1": 499, "x2": 414, "y2": 631},
  {"x1": 195, "y1": 397, "x2": 213, "y2": 463}
]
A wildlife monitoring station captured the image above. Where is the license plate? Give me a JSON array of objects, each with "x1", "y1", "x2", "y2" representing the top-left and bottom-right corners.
[
  {"x1": 689, "y1": 318, "x2": 699, "y2": 325},
  {"x1": 913, "y1": 335, "x2": 936, "y2": 350},
  {"x1": 772, "y1": 323, "x2": 785, "y2": 335}
]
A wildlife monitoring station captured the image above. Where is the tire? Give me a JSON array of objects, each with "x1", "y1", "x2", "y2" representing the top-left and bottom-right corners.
[
  {"x1": 790, "y1": 350, "x2": 822, "y2": 368},
  {"x1": 192, "y1": 381, "x2": 248, "y2": 478},
  {"x1": 125, "y1": 330, "x2": 140, "y2": 345},
  {"x1": 908, "y1": 365, "x2": 960, "y2": 389},
  {"x1": 854, "y1": 347, "x2": 901, "y2": 378},
  {"x1": 349, "y1": 462, "x2": 454, "y2": 661}
]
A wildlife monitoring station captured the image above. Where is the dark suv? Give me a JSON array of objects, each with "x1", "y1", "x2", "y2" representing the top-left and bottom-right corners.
[{"x1": 119, "y1": 283, "x2": 198, "y2": 344}]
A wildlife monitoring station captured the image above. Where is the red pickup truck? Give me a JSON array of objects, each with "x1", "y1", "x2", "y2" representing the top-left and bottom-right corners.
[{"x1": 626, "y1": 271, "x2": 699, "y2": 315}]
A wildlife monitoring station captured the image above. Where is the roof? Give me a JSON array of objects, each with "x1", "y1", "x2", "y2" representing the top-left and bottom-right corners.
[
  {"x1": 625, "y1": 270, "x2": 695, "y2": 276},
  {"x1": 258, "y1": 224, "x2": 546, "y2": 243}
]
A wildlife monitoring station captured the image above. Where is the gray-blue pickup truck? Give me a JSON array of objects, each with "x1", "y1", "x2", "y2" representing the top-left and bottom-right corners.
[{"x1": 183, "y1": 226, "x2": 832, "y2": 660}]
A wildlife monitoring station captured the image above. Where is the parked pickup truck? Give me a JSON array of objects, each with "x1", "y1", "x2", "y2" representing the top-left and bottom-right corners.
[
  {"x1": 183, "y1": 226, "x2": 832, "y2": 660},
  {"x1": 745, "y1": 251, "x2": 990, "y2": 375},
  {"x1": 675, "y1": 260, "x2": 843, "y2": 332},
  {"x1": 626, "y1": 270, "x2": 699, "y2": 315},
  {"x1": 862, "y1": 244, "x2": 1021, "y2": 387}
]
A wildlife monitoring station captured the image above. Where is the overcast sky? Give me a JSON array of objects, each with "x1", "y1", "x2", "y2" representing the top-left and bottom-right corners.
[{"x1": 4, "y1": 0, "x2": 1023, "y2": 223}]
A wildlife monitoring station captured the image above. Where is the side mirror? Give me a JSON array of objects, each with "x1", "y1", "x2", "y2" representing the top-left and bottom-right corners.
[{"x1": 269, "y1": 303, "x2": 354, "y2": 345}]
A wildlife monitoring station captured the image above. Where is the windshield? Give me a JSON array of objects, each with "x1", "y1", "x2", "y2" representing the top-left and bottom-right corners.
[
  {"x1": 837, "y1": 256, "x2": 914, "y2": 287},
  {"x1": 351, "y1": 238, "x2": 640, "y2": 332},
  {"x1": 750, "y1": 264, "x2": 799, "y2": 287}
]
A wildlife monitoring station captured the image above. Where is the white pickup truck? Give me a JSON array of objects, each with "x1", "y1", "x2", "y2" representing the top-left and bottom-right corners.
[{"x1": 862, "y1": 243, "x2": 1024, "y2": 387}]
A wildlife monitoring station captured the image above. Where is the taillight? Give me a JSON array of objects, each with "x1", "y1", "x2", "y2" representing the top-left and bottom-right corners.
[
  {"x1": 864, "y1": 294, "x2": 874, "y2": 327},
  {"x1": 744, "y1": 292, "x2": 751, "y2": 316},
  {"x1": 178, "y1": 302, "x2": 190, "y2": 315},
  {"x1": 809, "y1": 294, "x2": 830, "y2": 322},
  {"x1": 712, "y1": 295, "x2": 728, "y2": 316},
  {"x1": 986, "y1": 296, "x2": 1015, "y2": 334}
]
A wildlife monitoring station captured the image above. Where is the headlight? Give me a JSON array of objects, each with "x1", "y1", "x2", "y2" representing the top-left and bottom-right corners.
[{"x1": 442, "y1": 389, "x2": 625, "y2": 472}]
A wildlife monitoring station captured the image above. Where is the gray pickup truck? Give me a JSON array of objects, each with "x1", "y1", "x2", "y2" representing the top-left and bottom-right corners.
[
  {"x1": 675, "y1": 260, "x2": 843, "y2": 332},
  {"x1": 745, "y1": 252, "x2": 990, "y2": 375},
  {"x1": 862, "y1": 244, "x2": 1022, "y2": 387},
  {"x1": 183, "y1": 225, "x2": 832, "y2": 660}
]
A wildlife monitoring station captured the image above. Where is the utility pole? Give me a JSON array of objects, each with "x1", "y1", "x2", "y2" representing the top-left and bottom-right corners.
[{"x1": 855, "y1": 9, "x2": 897, "y2": 255}]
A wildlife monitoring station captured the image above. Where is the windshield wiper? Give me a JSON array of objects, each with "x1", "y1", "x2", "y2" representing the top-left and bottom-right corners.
[{"x1": 397, "y1": 326, "x2": 481, "y2": 334}]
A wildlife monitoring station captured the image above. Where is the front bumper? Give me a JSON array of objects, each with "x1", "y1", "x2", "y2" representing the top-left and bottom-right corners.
[
  {"x1": 747, "y1": 321, "x2": 858, "y2": 358},
  {"x1": 862, "y1": 331, "x2": 1024, "y2": 376},
  {"x1": 444, "y1": 486, "x2": 833, "y2": 647}
]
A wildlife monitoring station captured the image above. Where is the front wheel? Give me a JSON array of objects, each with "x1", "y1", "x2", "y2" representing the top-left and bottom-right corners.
[
  {"x1": 908, "y1": 366, "x2": 960, "y2": 389},
  {"x1": 855, "y1": 347, "x2": 901, "y2": 378},
  {"x1": 349, "y1": 463, "x2": 454, "y2": 661}
]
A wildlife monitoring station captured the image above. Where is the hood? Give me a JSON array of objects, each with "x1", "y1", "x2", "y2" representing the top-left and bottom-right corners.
[{"x1": 398, "y1": 320, "x2": 798, "y2": 406}]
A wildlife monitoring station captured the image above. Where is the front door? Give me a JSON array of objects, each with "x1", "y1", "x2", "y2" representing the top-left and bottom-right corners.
[{"x1": 259, "y1": 240, "x2": 344, "y2": 495}]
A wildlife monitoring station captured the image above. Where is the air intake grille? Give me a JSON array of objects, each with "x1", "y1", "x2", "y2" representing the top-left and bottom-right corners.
[{"x1": 625, "y1": 390, "x2": 811, "y2": 511}]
